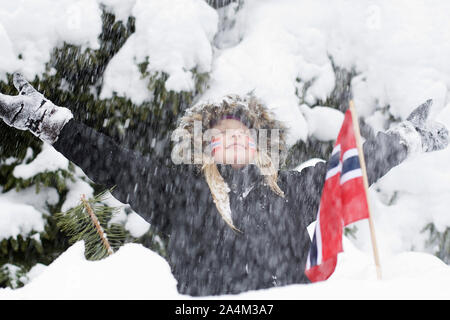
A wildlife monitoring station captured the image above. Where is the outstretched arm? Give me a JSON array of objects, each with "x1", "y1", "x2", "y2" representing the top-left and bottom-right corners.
[
  {"x1": 289, "y1": 133, "x2": 407, "y2": 226},
  {"x1": 53, "y1": 119, "x2": 186, "y2": 235},
  {"x1": 289, "y1": 100, "x2": 448, "y2": 226},
  {"x1": 0, "y1": 73, "x2": 73, "y2": 144},
  {"x1": 0, "y1": 73, "x2": 186, "y2": 235},
  {"x1": 362, "y1": 130, "x2": 408, "y2": 186}
]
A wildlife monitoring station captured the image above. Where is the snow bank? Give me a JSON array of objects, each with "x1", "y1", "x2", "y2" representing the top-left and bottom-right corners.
[
  {"x1": 0, "y1": 241, "x2": 179, "y2": 299},
  {"x1": 235, "y1": 238, "x2": 450, "y2": 300},
  {"x1": 0, "y1": 239, "x2": 449, "y2": 299}
]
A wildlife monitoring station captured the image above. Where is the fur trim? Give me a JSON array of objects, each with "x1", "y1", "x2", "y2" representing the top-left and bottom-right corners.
[{"x1": 173, "y1": 94, "x2": 288, "y2": 168}]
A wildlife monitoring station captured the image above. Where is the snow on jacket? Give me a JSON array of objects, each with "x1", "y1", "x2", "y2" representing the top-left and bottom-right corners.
[{"x1": 53, "y1": 118, "x2": 407, "y2": 296}]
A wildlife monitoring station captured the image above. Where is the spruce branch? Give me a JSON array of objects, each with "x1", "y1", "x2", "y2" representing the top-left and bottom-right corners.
[
  {"x1": 81, "y1": 194, "x2": 114, "y2": 256},
  {"x1": 56, "y1": 190, "x2": 126, "y2": 260}
]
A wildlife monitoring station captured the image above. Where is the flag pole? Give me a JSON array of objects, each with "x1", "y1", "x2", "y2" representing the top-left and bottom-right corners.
[{"x1": 349, "y1": 100, "x2": 382, "y2": 280}]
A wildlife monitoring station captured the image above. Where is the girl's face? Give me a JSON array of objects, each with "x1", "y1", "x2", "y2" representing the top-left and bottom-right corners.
[{"x1": 210, "y1": 119, "x2": 256, "y2": 169}]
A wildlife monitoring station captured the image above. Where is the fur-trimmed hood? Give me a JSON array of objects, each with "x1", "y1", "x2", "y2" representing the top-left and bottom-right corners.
[{"x1": 173, "y1": 94, "x2": 288, "y2": 168}]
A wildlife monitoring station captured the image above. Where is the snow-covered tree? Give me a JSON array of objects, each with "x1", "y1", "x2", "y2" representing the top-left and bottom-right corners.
[{"x1": 0, "y1": 8, "x2": 208, "y2": 288}]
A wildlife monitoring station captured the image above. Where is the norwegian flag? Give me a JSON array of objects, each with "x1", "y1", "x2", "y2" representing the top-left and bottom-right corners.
[{"x1": 305, "y1": 108, "x2": 370, "y2": 282}]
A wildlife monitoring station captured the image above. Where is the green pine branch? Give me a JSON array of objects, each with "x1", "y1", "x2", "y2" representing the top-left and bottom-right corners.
[{"x1": 55, "y1": 190, "x2": 126, "y2": 261}]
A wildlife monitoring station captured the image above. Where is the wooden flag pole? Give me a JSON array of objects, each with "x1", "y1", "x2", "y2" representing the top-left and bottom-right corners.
[{"x1": 349, "y1": 100, "x2": 382, "y2": 280}]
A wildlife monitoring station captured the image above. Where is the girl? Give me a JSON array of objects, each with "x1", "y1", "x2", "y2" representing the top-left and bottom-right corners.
[{"x1": 0, "y1": 73, "x2": 447, "y2": 296}]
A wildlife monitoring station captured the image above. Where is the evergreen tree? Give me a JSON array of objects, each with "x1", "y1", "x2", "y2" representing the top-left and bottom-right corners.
[{"x1": 0, "y1": 9, "x2": 207, "y2": 288}]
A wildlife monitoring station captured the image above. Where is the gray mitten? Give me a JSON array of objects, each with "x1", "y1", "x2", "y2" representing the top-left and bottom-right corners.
[
  {"x1": 387, "y1": 99, "x2": 449, "y2": 154},
  {"x1": 0, "y1": 73, "x2": 72, "y2": 144}
]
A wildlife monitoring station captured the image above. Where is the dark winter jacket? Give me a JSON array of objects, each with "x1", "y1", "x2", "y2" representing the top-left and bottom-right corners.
[{"x1": 53, "y1": 119, "x2": 407, "y2": 296}]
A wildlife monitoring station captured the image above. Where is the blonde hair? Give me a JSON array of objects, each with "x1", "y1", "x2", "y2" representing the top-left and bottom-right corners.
[{"x1": 201, "y1": 149, "x2": 284, "y2": 232}]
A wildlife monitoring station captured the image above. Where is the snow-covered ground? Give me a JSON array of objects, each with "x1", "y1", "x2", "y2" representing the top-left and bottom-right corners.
[
  {"x1": 1, "y1": 239, "x2": 449, "y2": 299},
  {"x1": 0, "y1": 0, "x2": 450, "y2": 299}
]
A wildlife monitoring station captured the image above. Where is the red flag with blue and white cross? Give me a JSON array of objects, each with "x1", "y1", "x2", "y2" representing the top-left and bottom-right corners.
[{"x1": 305, "y1": 108, "x2": 370, "y2": 282}]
